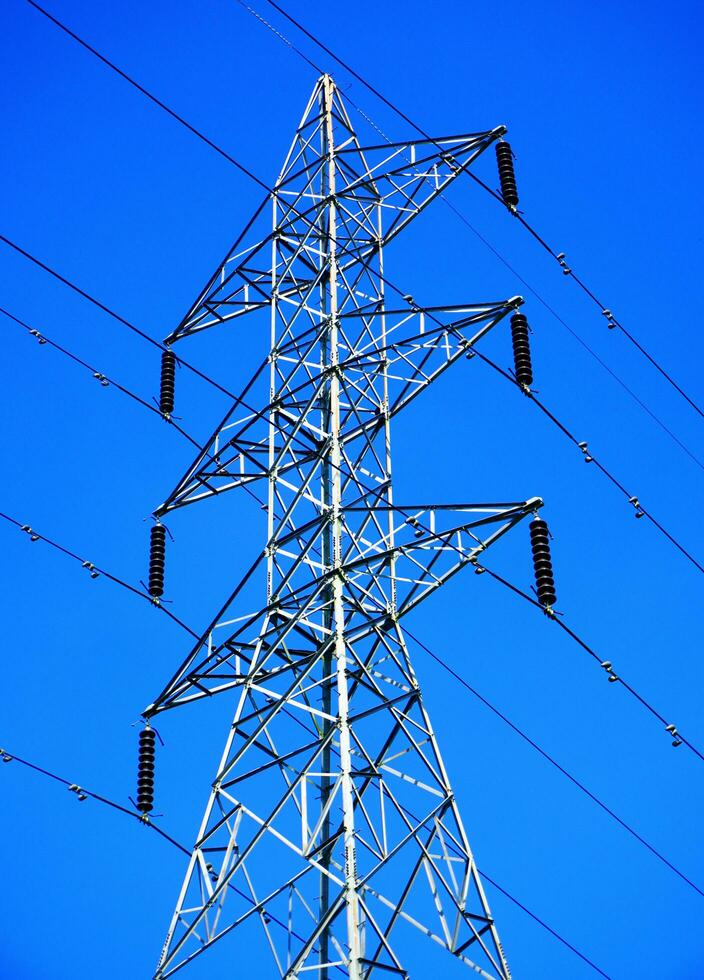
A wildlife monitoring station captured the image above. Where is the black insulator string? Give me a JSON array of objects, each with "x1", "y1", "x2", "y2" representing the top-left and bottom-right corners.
[
  {"x1": 18, "y1": 1, "x2": 704, "y2": 479},
  {"x1": 0, "y1": 741, "x2": 612, "y2": 977},
  {"x1": 254, "y1": 0, "x2": 704, "y2": 425},
  {"x1": 311, "y1": 454, "x2": 704, "y2": 770},
  {"x1": 2, "y1": 477, "x2": 699, "y2": 898}
]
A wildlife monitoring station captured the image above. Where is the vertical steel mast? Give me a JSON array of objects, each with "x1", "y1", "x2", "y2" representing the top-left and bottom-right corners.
[{"x1": 147, "y1": 74, "x2": 540, "y2": 979}]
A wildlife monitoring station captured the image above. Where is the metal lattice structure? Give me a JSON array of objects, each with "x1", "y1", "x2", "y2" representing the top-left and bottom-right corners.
[{"x1": 146, "y1": 74, "x2": 541, "y2": 980}]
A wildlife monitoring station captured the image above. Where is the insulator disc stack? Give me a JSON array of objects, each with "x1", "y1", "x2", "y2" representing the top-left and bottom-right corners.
[
  {"x1": 529, "y1": 517, "x2": 557, "y2": 607},
  {"x1": 510, "y1": 313, "x2": 533, "y2": 387},
  {"x1": 496, "y1": 141, "x2": 519, "y2": 208},
  {"x1": 148, "y1": 524, "x2": 166, "y2": 598},
  {"x1": 137, "y1": 727, "x2": 156, "y2": 814},
  {"x1": 159, "y1": 349, "x2": 176, "y2": 416}
]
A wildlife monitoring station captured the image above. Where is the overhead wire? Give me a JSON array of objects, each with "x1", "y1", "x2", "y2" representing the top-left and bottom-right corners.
[
  {"x1": 14, "y1": 0, "x2": 704, "y2": 574},
  {"x1": 2, "y1": 470, "x2": 701, "y2": 899},
  {"x1": 0, "y1": 744, "x2": 347, "y2": 974},
  {"x1": 7, "y1": 6, "x2": 702, "y2": 967},
  {"x1": 256, "y1": 0, "x2": 704, "y2": 425},
  {"x1": 0, "y1": 509, "x2": 199, "y2": 638},
  {"x1": 403, "y1": 626, "x2": 704, "y2": 900},
  {"x1": 0, "y1": 740, "x2": 612, "y2": 977},
  {"x1": 1, "y1": 305, "x2": 205, "y2": 452},
  {"x1": 224, "y1": 1, "x2": 704, "y2": 577},
  {"x1": 24, "y1": 0, "x2": 702, "y2": 478}
]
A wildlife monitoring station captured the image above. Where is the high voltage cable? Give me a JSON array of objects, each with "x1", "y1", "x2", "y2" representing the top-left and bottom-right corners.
[
  {"x1": 404, "y1": 627, "x2": 704, "y2": 901},
  {"x1": 255, "y1": 0, "x2": 704, "y2": 425},
  {"x1": 0, "y1": 745, "x2": 611, "y2": 979},
  {"x1": 23, "y1": 0, "x2": 702, "y2": 480},
  {"x1": 0, "y1": 306, "x2": 205, "y2": 452},
  {"x1": 4, "y1": 229, "x2": 703, "y2": 755},
  {"x1": 1, "y1": 494, "x2": 701, "y2": 895},
  {"x1": 0, "y1": 745, "x2": 346, "y2": 974},
  {"x1": 11, "y1": 0, "x2": 704, "y2": 917},
  {"x1": 228, "y1": 6, "x2": 703, "y2": 579},
  {"x1": 0, "y1": 233, "x2": 246, "y2": 403},
  {"x1": 8, "y1": 293, "x2": 702, "y2": 770},
  {"x1": 237, "y1": 0, "x2": 704, "y2": 475},
  {"x1": 3, "y1": 149, "x2": 702, "y2": 583},
  {"x1": 3, "y1": 118, "x2": 702, "y2": 758},
  {"x1": 15, "y1": 0, "x2": 704, "y2": 570},
  {"x1": 24, "y1": 0, "x2": 270, "y2": 192},
  {"x1": 0, "y1": 509, "x2": 199, "y2": 639}
]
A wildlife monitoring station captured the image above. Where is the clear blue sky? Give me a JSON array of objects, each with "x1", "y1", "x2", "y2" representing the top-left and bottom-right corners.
[{"x1": 1, "y1": 1, "x2": 703, "y2": 977}]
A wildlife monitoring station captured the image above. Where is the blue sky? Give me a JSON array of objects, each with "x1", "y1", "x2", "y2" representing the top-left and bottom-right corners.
[{"x1": 1, "y1": 1, "x2": 703, "y2": 977}]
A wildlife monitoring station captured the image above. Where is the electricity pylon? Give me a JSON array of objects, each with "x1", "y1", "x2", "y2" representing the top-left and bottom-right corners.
[{"x1": 146, "y1": 74, "x2": 540, "y2": 980}]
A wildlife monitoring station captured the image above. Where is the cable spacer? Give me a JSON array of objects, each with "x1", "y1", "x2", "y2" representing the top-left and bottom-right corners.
[
  {"x1": 628, "y1": 496, "x2": 645, "y2": 519},
  {"x1": 556, "y1": 252, "x2": 571, "y2": 276},
  {"x1": 577, "y1": 441, "x2": 593, "y2": 463}
]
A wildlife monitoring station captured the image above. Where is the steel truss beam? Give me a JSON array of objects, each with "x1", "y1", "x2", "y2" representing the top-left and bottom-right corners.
[{"x1": 149, "y1": 74, "x2": 533, "y2": 980}]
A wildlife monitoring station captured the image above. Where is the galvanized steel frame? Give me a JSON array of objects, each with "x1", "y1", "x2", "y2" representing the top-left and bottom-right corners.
[{"x1": 149, "y1": 74, "x2": 538, "y2": 980}]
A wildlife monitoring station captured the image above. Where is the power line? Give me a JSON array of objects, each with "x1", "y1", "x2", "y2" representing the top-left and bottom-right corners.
[
  {"x1": 257, "y1": 0, "x2": 704, "y2": 425},
  {"x1": 0, "y1": 233, "x2": 242, "y2": 402},
  {"x1": 18, "y1": 1, "x2": 704, "y2": 497},
  {"x1": 467, "y1": 558, "x2": 704, "y2": 765},
  {"x1": 11, "y1": 6, "x2": 703, "y2": 956},
  {"x1": 6, "y1": 266, "x2": 701, "y2": 770},
  {"x1": 403, "y1": 627, "x2": 704, "y2": 901},
  {"x1": 24, "y1": 0, "x2": 270, "y2": 192},
  {"x1": 2, "y1": 484, "x2": 700, "y2": 903},
  {"x1": 0, "y1": 305, "x2": 206, "y2": 452},
  {"x1": 25, "y1": 0, "x2": 701, "y2": 480},
  {"x1": 9, "y1": 299, "x2": 700, "y2": 777},
  {"x1": 0, "y1": 743, "x2": 346, "y2": 973},
  {"x1": 227, "y1": 2, "x2": 704, "y2": 572},
  {"x1": 0, "y1": 741, "x2": 613, "y2": 977},
  {"x1": 0, "y1": 509, "x2": 198, "y2": 638}
]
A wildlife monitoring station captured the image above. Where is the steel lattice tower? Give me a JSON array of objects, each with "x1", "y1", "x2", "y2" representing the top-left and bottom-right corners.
[{"x1": 146, "y1": 74, "x2": 541, "y2": 980}]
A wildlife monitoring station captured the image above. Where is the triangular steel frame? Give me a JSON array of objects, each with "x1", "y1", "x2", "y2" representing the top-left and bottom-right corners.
[{"x1": 148, "y1": 74, "x2": 536, "y2": 980}]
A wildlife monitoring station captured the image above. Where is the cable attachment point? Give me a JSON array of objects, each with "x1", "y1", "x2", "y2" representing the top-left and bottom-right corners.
[
  {"x1": 68, "y1": 784, "x2": 88, "y2": 801},
  {"x1": 92, "y1": 372, "x2": 109, "y2": 387},
  {"x1": 81, "y1": 560, "x2": 100, "y2": 579},
  {"x1": 29, "y1": 328, "x2": 46, "y2": 345},
  {"x1": 577, "y1": 441, "x2": 593, "y2": 463},
  {"x1": 402, "y1": 294, "x2": 420, "y2": 312},
  {"x1": 600, "y1": 660, "x2": 619, "y2": 682},
  {"x1": 1, "y1": 750, "x2": 13, "y2": 762},
  {"x1": 628, "y1": 496, "x2": 645, "y2": 519},
  {"x1": 556, "y1": 252, "x2": 572, "y2": 276},
  {"x1": 601, "y1": 309, "x2": 617, "y2": 329},
  {"x1": 20, "y1": 525, "x2": 40, "y2": 542},
  {"x1": 665, "y1": 724, "x2": 683, "y2": 747}
]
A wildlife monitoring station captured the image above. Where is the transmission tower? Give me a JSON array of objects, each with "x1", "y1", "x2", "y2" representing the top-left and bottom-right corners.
[{"x1": 144, "y1": 74, "x2": 544, "y2": 980}]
